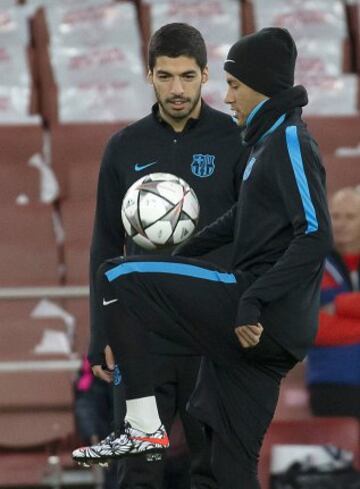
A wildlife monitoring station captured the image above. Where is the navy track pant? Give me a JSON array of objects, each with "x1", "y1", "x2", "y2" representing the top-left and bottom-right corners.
[{"x1": 97, "y1": 255, "x2": 296, "y2": 489}]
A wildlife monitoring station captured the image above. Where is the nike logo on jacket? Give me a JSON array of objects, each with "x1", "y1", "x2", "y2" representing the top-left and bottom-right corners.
[{"x1": 134, "y1": 161, "x2": 158, "y2": 172}]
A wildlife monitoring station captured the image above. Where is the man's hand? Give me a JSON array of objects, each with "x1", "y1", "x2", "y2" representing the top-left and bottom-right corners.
[
  {"x1": 235, "y1": 323, "x2": 263, "y2": 348},
  {"x1": 91, "y1": 345, "x2": 115, "y2": 383}
]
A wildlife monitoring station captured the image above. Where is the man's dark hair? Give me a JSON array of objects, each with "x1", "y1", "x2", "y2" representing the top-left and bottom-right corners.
[{"x1": 148, "y1": 23, "x2": 207, "y2": 71}]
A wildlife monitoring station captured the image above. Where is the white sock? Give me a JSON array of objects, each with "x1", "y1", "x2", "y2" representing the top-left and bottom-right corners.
[{"x1": 125, "y1": 396, "x2": 162, "y2": 433}]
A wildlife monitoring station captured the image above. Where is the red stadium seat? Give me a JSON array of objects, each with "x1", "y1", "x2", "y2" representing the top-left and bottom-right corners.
[
  {"x1": 0, "y1": 299, "x2": 39, "y2": 321},
  {"x1": 61, "y1": 199, "x2": 95, "y2": 285},
  {"x1": 0, "y1": 317, "x2": 68, "y2": 360},
  {"x1": 0, "y1": 163, "x2": 41, "y2": 205},
  {"x1": 0, "y1": 203, "x2": 60, "y2": 286},
  {"x1": 0, "y1": 364, "x2": 75, "y2": 450},
  {"x1": 31, "y1": 6, "x2": 49, "y2": 48},
  {"x1": 0, "y1": 369, "x2": 73, "y2": 411},
  {"x1": 346, "y1": 2, "x2": 360, "y2": 74},
  {"x1": 306, "y1": 116, "x2": 360, "y2": 155},
  {"x1": 63, "y1": 298, "x2": 90, "y2": 354},
  {"x1": 61, "y1": 160, "x2": 100, "y2": 202},
  {"x1": 0, "y1": 299, "x2": 72, "y2": 360},
  {"x1": 0, "y1": 125, "x2": 43, "y2": 167},
  {"x1": 0, "y1": 410, "x2": 74, "y2": 449},
  {"x1": 50, "y1": 123, "x2": 120, "y2": 192},
  {"x1": 0, "y1": 452, "x2": 50, "y2": 487},
  {"x1": 322, "y1": 155, "x2": 360, "y2": 195},
  {"x1": 244, "y1": 0, "x2": 352, "y2": 73}
]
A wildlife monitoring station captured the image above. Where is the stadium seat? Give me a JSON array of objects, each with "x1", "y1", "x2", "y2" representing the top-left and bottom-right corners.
[
  {"x1": 0, "y1": 369, "x2": 73, "y2": 412},
  {"x1": 31, "y1": 6, "x2": 49, "y2": 48},
  {"x1": 60, "y1": 160, "x2": 100, "y2": 202},
  {"x1": 136, "y1": 0, "x2": 151, "y2": 63},
  {"x1": 258, "y1": 417, "x2": 360, "y2": 489},
  {"x1": 323, "y1": 155, "x2": 360, "y2": 195},
  {"x1": 0, "y1": 163, "x2": 41, "y2": 205},
  {"x1": 0, "y1": 299, "x2": 39, "y2": 321},
  {"x1": 0, "y1": 297, "x2": 73, "y2": 361},
  {"x1": 0, "y1": 4, "x2": 40, "y2": 124},
  {"x1": 306, "y1": 116, "x2": 360, "y2": 154},
  {"x1": 0, "y1": 203, "x2": 60, "y2": 286},
  {"x1": 249, "y1": 0, "x2": 351, "y2": 72},
  {"x1": 34, "y1": 44, "x2": 57, "y2": 123},
  {"x1": 61, "y1": 199, "x2": 95, "y2": 285},
  {"x1": 0, "y1": 364, "x2": 75, "y2": 452},
  {"x1": 0, "y1": 317, "x2": 68, "y2": 359},
  {"x1": 50, "y1": 123, "x2": 121, "y2": 198},
  {"x1": 346, "y1": 1, "x2": 360, "y2": 74},
  {"x1": 0, "y1": 452, "x2": 50, "y2": 487},
  {"x1": 63, "y1": 298, "x2": 90, "y2": 354},
  {"x1": 0, "y1": 441, "x2": 94, "y2": 487},
  {"x1": 0, "y1": 410, "x2": 74, "y2": 449},
  {"x1": 248, "y1": 0, "x2": 359, "y2": 117},
  {"x1": 33, "y1": 2, "x2": 151, "y2": 125},
  {"x1": 0, "y1": 125, "x2": 42, "y2": 167}
]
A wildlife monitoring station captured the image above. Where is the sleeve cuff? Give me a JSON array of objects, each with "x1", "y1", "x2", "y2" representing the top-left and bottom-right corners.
[
  {"x1": 236, "y1": 299, "x2": 261, "y2": 326},
  {"x1": 87, "y1": 351, "x2": 105, "y2": 367}
]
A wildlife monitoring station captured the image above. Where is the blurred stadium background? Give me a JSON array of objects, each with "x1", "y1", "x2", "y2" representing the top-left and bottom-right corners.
[{"x1": 0, "y1": 0, "x2": 359, "y2": 487}]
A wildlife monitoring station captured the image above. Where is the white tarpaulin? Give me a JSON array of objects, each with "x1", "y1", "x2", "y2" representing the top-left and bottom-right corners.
[
  {"x1": 0, "y1": 6, "x2": 30, "y2": 46},
  {"x1": 58, "y1": 81, "x2": 153, "y2": 123},
  {"x1": 0, "y1": 6, "x2": 37, "y2": 123},
  {"x1": 50, "y1": 45, "x2": 145, "y2": 86},
  {"x1": 0, "y1": 86, "x2": 40, "y2": 124},
  {"x1": 147, "y1": 0, "x2": 241, "y2": 81},
  {"x1": 296, "y1": 39, "x2": 344, "y2": 77},
  {"x1": 253, "y1": 0, "x2": 347, "y2": 40},
  {"x1": 299, "y1": 74, "x2": 358, "y2": 115},
  {"x1": 202, "y1": 79, "x2": 231, "y2": 114},
  {"x1": 43, "y1": 1, "x2": 151, "y2": 122},
  {"x1": 46, "y1": 1, "x2": 141, "y2": 51},
  {"x1": 0, "y1": 45, "x2": 31, "y2": 86}
]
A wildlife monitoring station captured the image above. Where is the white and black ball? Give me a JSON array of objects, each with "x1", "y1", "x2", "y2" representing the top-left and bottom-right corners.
[{"x1": 121, "y1": 172, "x2": 200, "y2": 250}]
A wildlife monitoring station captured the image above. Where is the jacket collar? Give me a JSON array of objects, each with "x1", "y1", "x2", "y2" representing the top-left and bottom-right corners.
[
  {"x1": 243, "y1": 85, "x2": 308, "y2": 147},
  {"x1": 151, "y1": 100, "x2": 209, "y2": 132}
]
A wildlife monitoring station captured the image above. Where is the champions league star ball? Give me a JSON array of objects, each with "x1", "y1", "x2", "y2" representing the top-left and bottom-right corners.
[{"x1": 121, "y1": 173, "x2": 200, "y2": 250}]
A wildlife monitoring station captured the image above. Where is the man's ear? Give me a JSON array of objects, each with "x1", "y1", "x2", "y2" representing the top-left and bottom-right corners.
[
  {"x1": 147, "y1": 69, "x2": 153, "y2": 85},
  {"x1": 201, "y1": 66, "x2": 209, "y2": 84}
]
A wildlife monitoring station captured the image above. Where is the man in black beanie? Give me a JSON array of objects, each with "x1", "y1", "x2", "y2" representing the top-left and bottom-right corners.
[
  {"x1": 169, "y1": 28, "x2": 331, "y2": 488},
  {"x1": 71, "y1": 27, "x2": 332, "y2": 489}
]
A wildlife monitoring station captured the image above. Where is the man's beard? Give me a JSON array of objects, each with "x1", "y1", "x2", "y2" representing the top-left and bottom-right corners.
[{"x1": 154, "y1": 85, "x2": 201, "y2": 121}]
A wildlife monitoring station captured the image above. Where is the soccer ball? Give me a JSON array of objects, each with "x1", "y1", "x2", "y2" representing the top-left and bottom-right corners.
[{"x1": 121, "y1": 172, "x2": 200, "y2": 250}]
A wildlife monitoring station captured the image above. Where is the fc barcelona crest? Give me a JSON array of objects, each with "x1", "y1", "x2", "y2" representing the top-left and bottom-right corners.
[
  {"x1": 191, "y1": 154, "x2": 216, "y2": 178},
  {"x1": 113, "y1": 365, "x2": 122, "y2": 385}
]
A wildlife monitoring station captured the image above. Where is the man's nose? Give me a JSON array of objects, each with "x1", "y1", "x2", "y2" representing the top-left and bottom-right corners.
[
  {"x1": 224, "y1": 87, "x2": 233, "y2": 104},
  {"x1": 170, "y1": 77, "x2": 184, "y2": 95}
]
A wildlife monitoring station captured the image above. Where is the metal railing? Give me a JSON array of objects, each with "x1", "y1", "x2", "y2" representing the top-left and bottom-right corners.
[{"x1": 0, "y1": 286, "x2": 89, "y2": 300}]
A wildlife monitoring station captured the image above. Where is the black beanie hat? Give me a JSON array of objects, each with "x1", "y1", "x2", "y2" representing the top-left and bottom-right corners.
[{"x1": 224, "y1": 27, "x2": 297, "y2": 97}]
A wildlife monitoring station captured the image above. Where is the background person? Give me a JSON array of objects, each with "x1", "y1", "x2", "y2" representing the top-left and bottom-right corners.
[{"x1": 307, "y1": 187, "x2": 360, "y2": 418}]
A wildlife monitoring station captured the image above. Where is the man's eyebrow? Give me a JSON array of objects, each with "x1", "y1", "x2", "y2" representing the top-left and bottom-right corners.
[
  {"x1": 155, "y1": 70, "x2": 171, "y2": 75},
  {"x1": 180, "y1": 70, "x2": 198, "y2": 75},
  {"x1": 156, "y1": 69, "x2": 198, "y2": 76}
]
